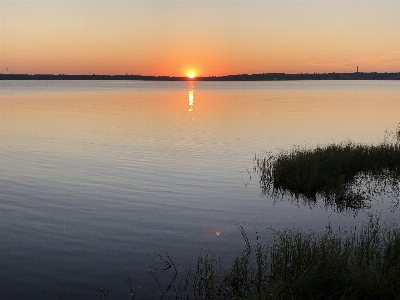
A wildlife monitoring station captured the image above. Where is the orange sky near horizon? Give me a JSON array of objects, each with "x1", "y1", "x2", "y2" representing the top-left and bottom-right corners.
[{"x1": 1, "y1": 0, "x2": 400, "y2": 77}]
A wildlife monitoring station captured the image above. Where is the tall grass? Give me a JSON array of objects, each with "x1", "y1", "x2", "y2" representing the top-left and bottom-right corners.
[
  {"x1": 265, "y1": 218, "x2": 400, "y2": 300},
  {"x1": 145, "y1": 219, "x2": 400, "y2": 300},
  {"x1": 255, "y1": 125, "x2": 400, "y2": 210}
]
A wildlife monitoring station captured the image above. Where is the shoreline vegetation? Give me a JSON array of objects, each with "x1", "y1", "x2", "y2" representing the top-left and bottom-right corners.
[
  {"x1": 134, "y1": 220, "x2": 400, "y2": 300},
  {"x1": 1, "y1": 72, "x2": 400, "y2": 81},
  {"x1": 255, "y1": 125, "x2": 400, "y2": 211}
]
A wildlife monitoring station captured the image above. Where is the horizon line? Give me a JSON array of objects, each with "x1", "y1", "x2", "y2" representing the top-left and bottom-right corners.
[{"x1": 1, "y1": 70, "x2": 400, "y2": 78}]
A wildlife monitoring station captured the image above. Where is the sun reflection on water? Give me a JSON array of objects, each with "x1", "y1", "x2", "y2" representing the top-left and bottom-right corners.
[{"x1": 188, "y1": 90, "x2": 194, "y2": 111}]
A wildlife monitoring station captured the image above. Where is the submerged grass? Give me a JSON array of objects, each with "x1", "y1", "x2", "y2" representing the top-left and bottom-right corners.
[
  {"x1": 143, "y1": 219, "x2": 400, "y2": 300},
  {"x1": 255, "y1": 125, "x2": 400, "y2": 210}
]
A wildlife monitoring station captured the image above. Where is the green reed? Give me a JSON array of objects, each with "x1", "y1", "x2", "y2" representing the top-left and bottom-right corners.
[
  {"x1": 263, "y1": 218, "x2": 400, "y2": 300},
  {"x1": 255, "y1": 125, "x2": 400, "y2": 210}
]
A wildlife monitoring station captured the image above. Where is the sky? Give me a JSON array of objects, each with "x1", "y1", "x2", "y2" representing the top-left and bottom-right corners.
[{"x1": 1, "y1": 0, "x2": 400, "y2": 77}]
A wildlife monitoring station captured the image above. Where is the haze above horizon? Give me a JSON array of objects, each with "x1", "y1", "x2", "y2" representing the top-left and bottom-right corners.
[{"x1": 1, "y1": 0, "x2": 399, "y2": 77}]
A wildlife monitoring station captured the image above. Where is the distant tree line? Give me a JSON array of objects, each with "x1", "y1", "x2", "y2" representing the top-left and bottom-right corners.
[{"x1": 1, "y1": 72, "x2": 400, "y2": 81}]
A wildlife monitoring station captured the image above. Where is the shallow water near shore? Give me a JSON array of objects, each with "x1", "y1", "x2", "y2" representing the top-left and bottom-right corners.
[{"x1": 1, "y1": 80, "x2": 400, "y2": 299}]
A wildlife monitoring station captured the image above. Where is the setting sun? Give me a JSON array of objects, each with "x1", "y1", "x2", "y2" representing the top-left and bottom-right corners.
[{"x1": 188, "y1": 73, "x2": 195, "y2": 79}]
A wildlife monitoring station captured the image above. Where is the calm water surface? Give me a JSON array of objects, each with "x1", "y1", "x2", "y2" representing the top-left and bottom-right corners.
[{"x1": 1, "y1": 80, "x2": 399, "y2": 299}]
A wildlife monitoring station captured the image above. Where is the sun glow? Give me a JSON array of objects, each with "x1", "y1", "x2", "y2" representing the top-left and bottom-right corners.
[{"x1": 188, "y1": 73, "x2": 195, "y2": 79}]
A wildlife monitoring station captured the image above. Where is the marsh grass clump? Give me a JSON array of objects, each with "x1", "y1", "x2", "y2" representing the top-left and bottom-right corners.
[
  {"x1": 255, "y1": 128, "x2": 400, "y2": 210},
  {"x1": 149, "y1": 220, "x2": 400, "y2": 300},
  {"x1": 264, "y1": 218, "x2": 400, "y2": 300}
]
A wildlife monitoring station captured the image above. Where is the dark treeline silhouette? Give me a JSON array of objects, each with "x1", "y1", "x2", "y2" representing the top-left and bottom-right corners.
[{"x1": 1, "y1": 72, "x2": 400, "y2": 81}]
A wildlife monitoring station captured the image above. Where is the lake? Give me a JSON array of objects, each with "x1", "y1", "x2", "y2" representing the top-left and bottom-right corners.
[{"x1": 1, "y1": 80, "x2": 399, "y2": 299}]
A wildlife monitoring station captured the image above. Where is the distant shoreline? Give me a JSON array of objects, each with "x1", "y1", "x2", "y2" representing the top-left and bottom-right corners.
[{"x1": 1, "y1": 72, "x2": 400, "y2": 81}]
